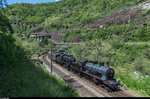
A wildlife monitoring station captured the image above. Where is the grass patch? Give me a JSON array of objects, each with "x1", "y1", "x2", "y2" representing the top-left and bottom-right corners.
[
  {"x1": 0, "y1": 59, "x2": 80, "y2": 97},
  {"x1": 115, "y1": 72, "x2": 150, "y2": 97},
  {"x1": 0, "y1": 33, "x2": 79, "y2": 97}
]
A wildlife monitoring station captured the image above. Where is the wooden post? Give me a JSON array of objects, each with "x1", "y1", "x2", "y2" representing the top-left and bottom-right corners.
[
  {"x1": 96, "y1": 47, "x2": 100, "y2": 65},
  {"x1": 51, "y1": 42, "x2": 53, "y2": 74}
]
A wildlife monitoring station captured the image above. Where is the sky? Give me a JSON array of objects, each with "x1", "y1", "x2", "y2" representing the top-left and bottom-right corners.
[{"x1": 7, "y1": 0, "x2": 61, "y2": 5}]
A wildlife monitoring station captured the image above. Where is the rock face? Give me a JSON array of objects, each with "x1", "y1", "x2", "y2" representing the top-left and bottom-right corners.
[
  {"x1": 84, "y1": 8, "x2": 142, "y2": 29},
  {"x1": 142, "y1": 3, "x2": 150, "y2": 9},
  {"x1": 84, "y1": 1, "x2": 150, "y2": 29},
  {"x1": 30, "y1": 27, "x2": 44, "y2": 33},
  {"x1": 138, "y1": 0, "x2": 150, "y2": 10},
  {"x1": 73, "y1": 35, "x2": 83, "y2": 43},
  {"x1": 51, "y1": 34, "x2": 63, "y2": 43}
]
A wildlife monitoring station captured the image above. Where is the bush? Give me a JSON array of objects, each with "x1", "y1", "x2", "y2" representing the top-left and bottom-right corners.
[
  {"x1": 134, "y1": 57, "x2": 150, "y2": 75},
  {"x1": 0, "y1": 11, "x2": 9, "y2": 32}
]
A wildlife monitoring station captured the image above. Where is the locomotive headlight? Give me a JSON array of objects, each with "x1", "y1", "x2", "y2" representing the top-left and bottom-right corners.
[{"x1": 106, "y1": 68, "x2": 115, "y2": 79}]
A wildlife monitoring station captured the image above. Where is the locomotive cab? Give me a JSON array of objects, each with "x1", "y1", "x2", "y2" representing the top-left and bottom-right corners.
[{"x1": 69, "y1": 60, "x2": 87, "y2": 72}]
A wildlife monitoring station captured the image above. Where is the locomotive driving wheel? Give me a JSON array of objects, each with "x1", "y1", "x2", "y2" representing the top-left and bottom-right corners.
[
  {"x1": 93, "y1": 78, "x2": 99, "y2": 85},
  {"x1": 79, "y1": 68, "x2": 83, "y2": 78},
  {"x1": 68, "y1": 67, "x2": 70, "y2": 71},
  {"x1": 105, "y1": 87, "x2": 112, "y2": 92},
  {"x1": 79, "y1": 73, "x2": 83, "y2": 78}
]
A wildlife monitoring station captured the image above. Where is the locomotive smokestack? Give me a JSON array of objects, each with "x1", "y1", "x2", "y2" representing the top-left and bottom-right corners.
[
  {"x1": 100, "y1": 62, "x2": 104, "y2": 66},
  {"x1": 100, "y1": 62, "x2": 101, "y2": 66},
  {"x1": 106, "y1": 62, "x2": 109, "y2": 67}
]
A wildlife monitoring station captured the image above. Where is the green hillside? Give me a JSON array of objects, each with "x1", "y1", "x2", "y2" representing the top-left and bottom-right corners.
[
  {"x1": 2, "y1": 0, "x2": 150, "y2": 97},
  {"x1": 4, "y1": 0, "x2": 150, "y2": 41},
  {"x1": 0, "y1": 10, "x2": 79, "y2": 97}
]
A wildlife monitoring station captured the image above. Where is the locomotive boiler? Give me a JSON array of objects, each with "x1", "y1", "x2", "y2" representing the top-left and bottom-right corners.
[{"x1": 82, "y1": 62, "x2": 120, "y2": 91}]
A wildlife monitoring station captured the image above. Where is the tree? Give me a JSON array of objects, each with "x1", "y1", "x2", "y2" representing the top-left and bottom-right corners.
[
  {"x1": 102, "y1": 0, "x2": 106, "y2": 10},
  {"x1": 0, "y1": 11, "x2": 9, "y2": 32},
  {"x1": 0, "y1": 0, "x2": 7, "y2": 9},
  {"x1": 121, "y1": 0, "x2": 125, "y2": 5}
]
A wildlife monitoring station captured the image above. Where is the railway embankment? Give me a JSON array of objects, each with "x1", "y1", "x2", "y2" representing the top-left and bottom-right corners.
[{"x1": 40, "y1": 53, "x2": 143, "y2": 97}]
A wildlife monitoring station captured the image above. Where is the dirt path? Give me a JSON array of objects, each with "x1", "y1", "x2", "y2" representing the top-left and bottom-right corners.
[{"x1": 125, "y1": 42, "x2": 150, "y2": 45}]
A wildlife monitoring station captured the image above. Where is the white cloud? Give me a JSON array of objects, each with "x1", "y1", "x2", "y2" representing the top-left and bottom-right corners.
[{"x1": 55, "y1": 0, "x2": 61, "y2": 2}]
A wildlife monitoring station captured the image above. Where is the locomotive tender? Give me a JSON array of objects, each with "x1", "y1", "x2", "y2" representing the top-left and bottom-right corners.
[{"x1": 50, "y1": 50, "x2": 120, "y2": 91}]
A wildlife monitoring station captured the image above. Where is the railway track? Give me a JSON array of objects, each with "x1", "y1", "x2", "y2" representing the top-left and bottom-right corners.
[
  {"x1": 41, "y1": 54, "x2": 103, "y2": 97},
  {"x1": 41, "y1": 54, "x2": 139, "y2": 97}
]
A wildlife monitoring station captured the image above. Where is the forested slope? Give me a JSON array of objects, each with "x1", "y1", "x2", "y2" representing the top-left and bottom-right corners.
[{"x1": 4, "y1": 0, "x2": 150, "y2": 41}]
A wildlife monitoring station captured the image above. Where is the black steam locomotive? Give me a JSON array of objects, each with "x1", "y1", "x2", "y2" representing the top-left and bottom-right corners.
[{"x1": 50, "y1": 50, "x2": 120, "y2": 92}]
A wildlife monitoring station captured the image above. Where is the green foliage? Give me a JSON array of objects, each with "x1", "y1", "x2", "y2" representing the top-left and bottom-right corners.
[
  {"x1": 39, "y1": 37, "x2": 49, "y2": 47},
  {"x1": 0, "y1": 33, "x2": 26, "y2": 68},
  {"x1": 0, "y1": 11, "x2": 9, "y2": 32},
  {"x1": 63, "y1": 29, "x2": 82, "y2": 42},
  {"x1": 115, "y1": 72, "x2": 150, "y2": 96},
  {"x1": 67, "y1": 40, "x2": 150, "y2": 96},
  {"x1": 134, "y1": 57, "x2": 150, "y2": 75},
  {"x1": 26, "y1": 16, "x2": 45, "y2": 22},
  {"x1": 105, "y1": 44, "x2": 150, "y2": 96},
  {"x1": 11, "y1": 23, "x2": 39, "y2": 37},
  {"x1": 62, "y1": 23, "x2": 150, "y2": 43},
  {"x1": 129, "y1": 26, "x2": 150, "y2": 41},
  {"x1": 3, "y1": 0, "x2": 150, "y2": 43},
  {"x1": 0, "y1": 32, "x2": 79, "y2": 97},
  {"x1": 68, "y1": 39, "x2": 103, "y2": 61},
  {"x1": 0, "y1": 8, "x2": 79, "y2": 96},
  {"x1": 3, "y1": 0, "x2": 147, "y2": 31}
]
